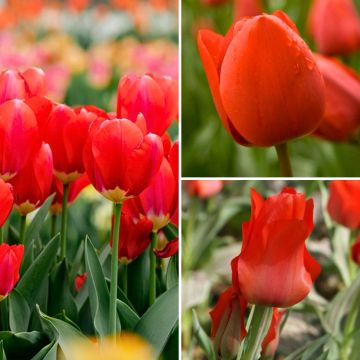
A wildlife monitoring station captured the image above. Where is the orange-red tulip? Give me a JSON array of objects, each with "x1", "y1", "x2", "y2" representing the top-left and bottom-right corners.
[
  {"x1": 327, "y1": 180, "x2": 360, "y2": 229},
  {"x1": 0, "y1": 244, "x2": 24, "y2": 301},
  {"x1": 231, "y1": 188, "x2": 320, "y2": 307},
  {"x1": 83, "y1": 117, "x2": 163, "y2": 203},
  {"x1": 198, "y1": 11, "x2": 325, "y2": 146},
  {"x1": 10, "y1": 142, "x2": 53, "y2": 215},
  {"x1": 234, "y1": 0, "x2": 263, "y2": 20},
  {"x1": 313, "y1": 54, "x2": 360, "y2": 142},
  {"x1": 0, "y1": 178, "x2": 13, "y2": 227},
  {"x1": 186, "y1": 180, "x2": 224, "y2": 198},
  {"x1": 308, "y1": 0, "x2": 360, "y2": 55}
]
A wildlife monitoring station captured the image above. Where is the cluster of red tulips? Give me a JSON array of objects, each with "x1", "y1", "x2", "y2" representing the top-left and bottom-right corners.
[{"x1": 0, "y1": 66, "x2": 178, "y2": 336}]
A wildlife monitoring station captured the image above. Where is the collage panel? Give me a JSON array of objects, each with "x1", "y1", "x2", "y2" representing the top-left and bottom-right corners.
[
  {"x1": 182, "y1": 179, "x2": 360, "y2": 359},
  {"x1": 182, "y1": 0, "x2": 360, "y2": 177}
]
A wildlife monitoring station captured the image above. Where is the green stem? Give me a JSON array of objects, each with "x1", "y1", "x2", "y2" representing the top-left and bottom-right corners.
[
  {"x1": 149, "y1": 231, "x2": 157, "y2": 306},
  {"x1": 109, "y1": 202, "x2": 122, "y2": 338},
  {"x1": 275, "y1": 143, "x2": 293, "y2": 177},
  {"x1": 122, "y1": 264, "x2": 128, "y2": 297},
  {"x1": 60, "y1": 184, "x2": 69, "y2": 259},
  {"x1": 19, "y1": 215, "x2": 26, "y2": 244},
  {"x1": 241, "y1": 305, "x2": 273, "y2": 360},
  {"x1": 51, "y1": 214, "x2": 57, "y2": 239}
]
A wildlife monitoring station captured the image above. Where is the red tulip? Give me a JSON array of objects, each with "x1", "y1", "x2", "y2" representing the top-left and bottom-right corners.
[
  {"x1": 83, "y1": 117, "x2": 163, "y2": 203},
  {"x1": 327, "y1": 180, "x2": 360, "y2": 229},
  {"x1": 352, "y1": 236, "x2": 360, "y2": 266},
  {"x1": 49, "y1": 174, "x2": 90, "y2": 215},
  {"x1": 198, "y1": 11, "x2": 325, "y2": 146},
  {"x1": 117, "y1": 74, "x2": 178, "y2": 136},
  {"x1": 0, "y1": 99, "x2": 40, "y2": 180},
  {"x1": 44, "y1": 104, "x2": 97, "y2": 183},
  {"x1": 308, "y1": 0, "x2": 360, "y2": 55},
  {"x1": 234, "y1": 0, "x2": 263, "y2": 20},
  {"x1": 10, "y1": 142, "x2": 53, "y2": 215},
  {"x1": 210, "y1": 287, "x2": 247, "y2": 358},
  {"x1": 186, "y1": 180, "x2": 224, "y2": 198},
  {"x1": 75, "y1": 272, "x2": 87, "y2": 292},
  {"x1": 154, "y1": 238, "x2": 178, "y2": 258},
  {"x1": 111, "y1": 211, "x2": 153, "y2": 263},
  {"x1": 231, "y1": 188, "x2": 321, "y2": 307},
  {"x1": 262, "y1": 309, "x2": 284, "y2": 357},
  {"x1": 0, "y1": 178, "x2": 13, "y2": 227},
  {"x1": 0, "y1": 244, "x2": 24, "y2": 300},
  {"x1": 313, "y1": 54, "x2": 360, "y2": 141}
]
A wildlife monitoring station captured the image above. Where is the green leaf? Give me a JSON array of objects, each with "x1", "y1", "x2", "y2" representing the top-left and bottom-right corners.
[
  {"x1": 0, "y1": 341, "x2": 6, "y2": 360},
  {"x1": 17, "y1": 235, "x2": 60, "y2": 310},
  {"x1": 116, "y1": 300, "x2": 139, "y2": 331},
  {"x1": 8, "y1": 289, "x2": 31, "y2": 332},
  {"x1": 30, "y1": 340, "x2": 58, "y2": 360},
  {"x1": 163, "y1": 223, "x2": 178, "y2": 240},
  {"x1": 37, "y1": 306, "x2": 89, "y2": 359},
  {"x1": 135, "y1": 285, "x2": 178, "y2": 357},
  {"x1": 192, "y1": 309, "x2": 215, "y2": 360},
  {"x1": 166, "y1": 255, "x2": 178, "y2": 290},
  {"x1": 331, "y1": 227, "x2": 351, "y2": 286},
  {"x1": 285, "y1": 335, "x2": 330, "y2": 360},
  {"x1": 84, "y1": 237, "x2": 120, "y2": 337}
]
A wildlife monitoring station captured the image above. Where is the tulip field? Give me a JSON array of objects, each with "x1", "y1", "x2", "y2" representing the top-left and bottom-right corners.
[
  {"x1": 182, "y1": 0, "x2": 360, "y2": 177},
  {"x1": 182, "y1": 180, "x2": 360, "y2": 359}
]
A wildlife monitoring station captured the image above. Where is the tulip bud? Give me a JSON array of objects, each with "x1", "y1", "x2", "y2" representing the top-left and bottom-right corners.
[
  {"x1": 262, "y1": 308, "x2": 284, "y2": 357},
  {"x1": 117, "y1": 74, "x2": 178, "y2": 136},
  {"x1": 308, "y1": 0, "x2": 360, "y2": 55},
  {"x1": 75, "y1": 272, "x2": 87, "y2": 292},
  {"x1": 0, "y1": 244, "x2": 24, "y2": 301},
  {"x1": 0, "y1": 178, "x2": 13, "y2": 227},
  {"x1": 352, "y1": 236, "x2": 360, "y2": 266},
  {"x1": 186, "y1": 180, "x2": 224, "y2": 198},
  {"x1": 198, "y1": 11, "x2": 325, "y2": 146},
  {"x1": 327, "y1": 180, "x2": 360, "y2": 229}
]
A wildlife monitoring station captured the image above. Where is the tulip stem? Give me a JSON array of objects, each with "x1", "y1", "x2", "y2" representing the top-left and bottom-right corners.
[
  {"x1": 60, "y1": 184, "x2": 69, "y2": 259},
  {"x1": 241, "y1": 305, "x2": 273, "y2": 360},
  {"x1": 122, "y1": 264, "x2": 128, "y2": 296},
  {"x1": 149, "y1": 231, "x2": 157, "y2": 306},
  {"x1": 51, "y1": 214, "x2": 57, "y2": 239},
  {"x1": 109, "y1": 202, "x2": 122, "y2": 339},
  {"x1": 275, "y1": 143, "x2": 293, "y2": 177},
  {"x1": 19, "y1": 215, "x2": 26, "y2": 244}
]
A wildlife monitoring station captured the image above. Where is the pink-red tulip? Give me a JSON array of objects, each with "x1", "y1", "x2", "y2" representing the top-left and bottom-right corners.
[
  {"x1": 231, "y1": 188, "x2": 321, "y2": 307},
  {"x1": 0, "y1": 178, "x2": 13, "y2": 227},
  {"x1": 313, "y1": 54, "x2": 360, "y2": 142},
  {"x1": 0, "y1": 244, "x2": 24, "y2": 301},
  {"x1": 308, "y1": 0, "x2": 360, "y2": 55},
  {"x1": 198, "y1": 11, "x2": 325, "y2": 146},
  {"x1": 83, "y1": 117, "x2": 163, "y2": 203},
  {"x1": 186, "y1": 180, "x2": 224, "y2": 198},
  {"x1": 117, "y1": 74, "x2": 178, "y2": 136},
  {"x1": 327, "y1": 180, "x2": 360, "y2": 229}
]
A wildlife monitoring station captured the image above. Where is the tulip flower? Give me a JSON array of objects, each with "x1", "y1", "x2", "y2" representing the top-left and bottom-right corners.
[
  {"x1": 313, "y1": 54, "x2": 360, "y2": 142},
  {"x1": 186, "y1": 180, "x2": 224, "y2": 198},
  {"x1": 197, "y1": 11, "x2": 325, "y2": 174},
  {"x1": 351, "y1": 236, "x2": 360, "y2": 266},
  {"x1": 308, "y1": 0, "x2": 360, "y2": 55},
  {"x1": 231, "y1": 188, "x2": 321, "y2": 307},
  {"x1": 234, "y1": 0, "x2": 263, "y2": 20},
  {"x1": 0, "y1": 178, "x2": 14, "y2": 228},
  {"x1": 10, "y1": 142, "x2": 53, "y2": 216},
  {"x1": 262, "y1": 309, "x2": 284, "y2": 357},
  {"x1": 117, "y1": 74, "x2": 178, "y2": 136},
  {"x1": 154, "y1": 238, "x2": 178, "y2": 258},
  {"x1": 0, "y1": 99, "x2": 40, "y2": 180},
  {"x1": 75, "y1": 272, "x2": 87, "y2": 292},
  {"x1": 327, "y1": 180, "x2": 360, "y2": 229},
  {"x1": 0, "y1": 244, "x2": 24, "y2": 301},
  {"x1": 83, "y1": 117, "x2": 163, "y2": 203}
]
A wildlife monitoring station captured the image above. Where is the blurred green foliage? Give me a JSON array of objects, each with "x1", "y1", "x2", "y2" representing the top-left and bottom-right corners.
[{"x1": 182, "y1": 0, "x2": 360, "y2": 176}]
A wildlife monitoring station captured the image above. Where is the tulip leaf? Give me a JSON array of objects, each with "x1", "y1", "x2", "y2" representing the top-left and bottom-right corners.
[
  {"x1": 116, "y1": 299, "x2": 139, "y2": 330},
  {"x1": 163, "y1": 223, "x2": 178, "y2": 240},
  {"x1": 20, "y1": 238, "x2": 35, "y2": 275},
  {"x1": 192, "y1": 309, "x2": 216, "y2": 360},
  {"x1": 37, "y1": 306, "x2": 89, "y2": 359},
  {"x1": 166, "y1": 255, "x2": 178, "y2": 290},
  {"x1": 135, "y1": 285, "x2": 178, "y2": 357},
  {"x1": 17, "y1": 235, "x2": 60, "y2": 310},
  {"x1": 84, "y1": 236, "x2": 120, "y2": 337},
  {"x1": 30, "y1": 340, "x2": 58, "y2": 360},
  {"x1": 0, "y1": 341, "x2": 6, "y2": 360},
  {"x1": 8, "y1": 289, "x2": 31, "y2": 332}
]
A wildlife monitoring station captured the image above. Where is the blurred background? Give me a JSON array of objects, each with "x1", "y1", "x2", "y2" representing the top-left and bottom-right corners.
[{"x1": 182, "y1": 0, "x2": 360, "y2": 177}]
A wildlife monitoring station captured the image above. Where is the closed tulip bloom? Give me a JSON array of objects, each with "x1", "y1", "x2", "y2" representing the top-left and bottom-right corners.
[
  {"x1": 232, "y1": 188, "x2": 321, "y2": 307},
  {"x1": 308, "y1": 0, "x2": 360, "y2": 55},
  {"x1": 44, "y1": 104, "x2": 97, "y2": 183},
  {"x1": 0, "y1": 244, "x2": 24, "y2": 301},
  {"x1": 83, "y1": 118, "x2": 163, "y2": 203},
  {"x1": 198, "y1": 11, "x2": 325, "y2": 146},
  {"x1": 234, "y1": 0, "x2": 263, "y2": 20},
  {"x1": 0, "y1": 99, "x2": 40, "y2": 180},
  {"x1": 262, "y1": 309, "x2": 284, "y2": 357},
  {"x1": 10, "y1": 142, "x2": 53, "y2": 215},
  {"x1": 312, "y1": 55, "x2": 360, "y2": 142},
  {"x1": 0, "y1": 178, "x2": 13, "y2": 227},
  {"x1": 186, "y1": 180, "x2": 224, "y2": 198},
  {"x1": 75, "y1": 272, "x2": 87, "y2": 292},
  {"x1": 327, "y1": 180, "x2": 360, "y2": 229},
  {"x1": 111, "y1": 212, "x2": 153, "y2": 263},
  {"x1": 117, "y1": 74, "x2": 178, "y2": 136}
]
